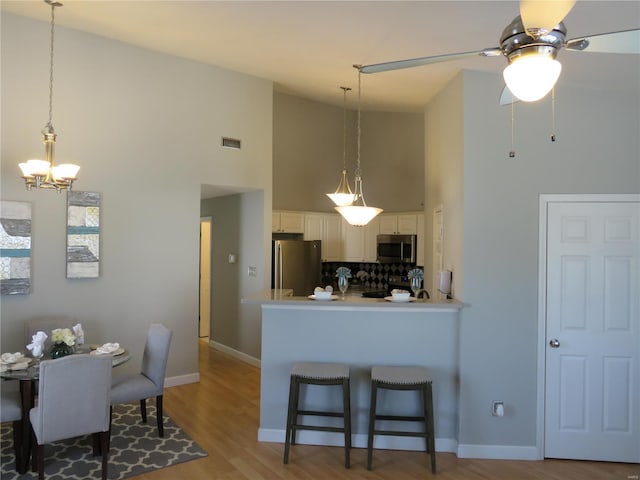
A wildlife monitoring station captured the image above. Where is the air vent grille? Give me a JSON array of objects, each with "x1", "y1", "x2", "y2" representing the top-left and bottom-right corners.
[{"x1": 221, "y1": 137, "x2": 241, "y2": 150}]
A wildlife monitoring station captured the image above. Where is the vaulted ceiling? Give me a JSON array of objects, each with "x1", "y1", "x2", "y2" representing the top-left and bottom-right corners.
[{"x1": 2, "y1": 1, "x2": 639, "y2": 112}]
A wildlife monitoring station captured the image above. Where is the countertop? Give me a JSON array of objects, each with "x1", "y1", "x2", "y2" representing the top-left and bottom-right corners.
[{"x1": 242, "y1": 290, "x2": 463, "y2": 311}]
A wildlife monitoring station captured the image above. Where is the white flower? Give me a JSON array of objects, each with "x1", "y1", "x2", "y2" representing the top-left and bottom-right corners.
[{"x1": 51, "y1": 328, "x2": 76, "y2": 347}]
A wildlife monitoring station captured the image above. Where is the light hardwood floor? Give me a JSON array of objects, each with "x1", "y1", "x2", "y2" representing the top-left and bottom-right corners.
[{"x1": 136, "y1": 340, "x2": 639, "y2": 479}]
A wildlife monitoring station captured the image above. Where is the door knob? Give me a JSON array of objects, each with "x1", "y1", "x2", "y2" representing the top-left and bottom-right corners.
[{"x1": 549, "y1": 339, "x2": 560, "y2": 348}]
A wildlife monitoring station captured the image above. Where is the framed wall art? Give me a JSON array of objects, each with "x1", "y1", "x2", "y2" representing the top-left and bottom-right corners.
[
  {"x1": 0, "y1": 201, "x2": 32, "y2": 295},
  {"x1": 67, "y1": 191, "x2": 101, "y2": 279}
]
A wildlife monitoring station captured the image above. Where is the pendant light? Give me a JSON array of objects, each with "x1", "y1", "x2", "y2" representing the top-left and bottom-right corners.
[
  {"x1": 326, "y1": 86, "x2": 355, "y2": 206},
  {"x1": 19, "y1": 0, "x2": 80, "y2": 191},
  {"x1": 335, "y1": 67, "x2": 382, "y2": 226}
]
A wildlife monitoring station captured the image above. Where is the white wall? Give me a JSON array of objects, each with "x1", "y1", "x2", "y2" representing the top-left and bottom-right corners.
[
  {"x1": 1, "y1": 13, "x2": 272, "y2": 380},
  {"x1": 273, "y1": 92, "x2": 424, "y2": 212},
  {"x1": 424, "y1": 73, "x2": 465, "y2": 298},
  {"x1": 424, "y1": 68, "x2": 639, "y2": 454}
]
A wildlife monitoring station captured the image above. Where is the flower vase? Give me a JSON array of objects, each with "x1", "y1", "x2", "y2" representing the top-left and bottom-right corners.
[
  {"x1": 338, "y1": 276, "x2": 349, "y2": 296},
  {"x1": 410, "y1": 277, "x2": 422, "y2": 297},
  {"x1": 50, "y1": 342, "x2": 73, "y2": 359}
]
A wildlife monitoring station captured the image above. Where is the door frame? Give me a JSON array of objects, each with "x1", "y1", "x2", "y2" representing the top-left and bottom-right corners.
[{"x1": 536, "y1": 193, "x2": 640, "y2": 459}]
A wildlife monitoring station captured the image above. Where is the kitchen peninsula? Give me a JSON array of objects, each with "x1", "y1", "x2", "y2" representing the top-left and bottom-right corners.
[{"x1": 243, "y1": 292, "x2": 463, "y2": 453}]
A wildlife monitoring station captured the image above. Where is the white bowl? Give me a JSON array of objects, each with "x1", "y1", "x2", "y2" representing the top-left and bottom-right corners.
[
  {"x1": 314, "y1": 291, "x2": 332, "y2": 300},
  {"x1": 391, "y1": 291, "x2": 410, "y2": 301}
]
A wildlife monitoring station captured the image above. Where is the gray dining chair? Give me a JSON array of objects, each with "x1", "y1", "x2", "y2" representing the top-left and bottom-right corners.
[
  {"x1": 30, "y1": 354, "x2": 112, "y2": 480},
  {"x1": 110, "y1": 324, "x2": 172, "y2": 437},
  {"x1": 1, "y1": 389, "x2": 23, "y2": 469}
]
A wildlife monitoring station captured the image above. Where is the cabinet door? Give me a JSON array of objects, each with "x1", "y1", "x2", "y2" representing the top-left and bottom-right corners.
[
  {"x1": 272, "y1": 212, "x2": 282, "y2": 233},
  {"x1": 304, "y1": 214, "x2": 323, "y2": 241},
  {"x1": 281, "y1": 212, "x2": 304, "y2": 233},
  {"x1": 364, "y1": 217, "x2": 380, "y2": 262},
  {"x1": 397, "y1": 214, "x2": 417, "y2": 234},
  {"x1": 341, "y1": 218, "x2": 365, "y2": 261},
  {"x1": 322, "y1": 215, "x2": 342, "y2": 261},
  {"x1": 378, "y1": 215, "x2": 397, "y2": 235}
]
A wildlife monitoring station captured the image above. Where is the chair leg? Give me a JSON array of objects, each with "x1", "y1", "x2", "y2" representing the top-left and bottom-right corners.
[
  {"x1": 139, "y1": 398, "x2": 147, "y2": 423},
  {"x1": 424, "y1": 383, "x2": 436, "y2": 474},
  {"x1": 342, "y1": 377, "x2": 351, "y2": 469},
  {"x1": 290, "y1": 377, "x2": 301, "y2": 446},
  {"x1": 100, "y1": 430, "x2": 109, "y2": 480},
  {"x1": 283, "y1": 375, "x2": 297, "y2": 464},
  {"x1": 36, "y1": 444, "x2": 44, "y2": 480},
  {"x1": 367, "y1": 381, "x2": 378, "y2": 470},
  {"x1": 156, "y1": 395, "x2": 164, "y2": 437}
]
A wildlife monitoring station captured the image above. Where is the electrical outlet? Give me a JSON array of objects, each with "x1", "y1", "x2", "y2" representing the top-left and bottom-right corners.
[
  {"x1": 492, "y1": 401, "x2": 504, "y2": 417},
  {"x1": 248, "y1": 266, "x2": 257, "y2": 277}
]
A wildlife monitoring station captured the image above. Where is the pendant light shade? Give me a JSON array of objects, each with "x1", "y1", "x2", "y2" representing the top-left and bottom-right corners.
[
  {"x1": 19, "y1": 0, "x2": 80, "y2": 191},
  {"x1": 335, "y1": 68, "x2": 382, "y2": 226},
  {"x1": 326, "y1": 86, "x2": 355, "y2": 206}
]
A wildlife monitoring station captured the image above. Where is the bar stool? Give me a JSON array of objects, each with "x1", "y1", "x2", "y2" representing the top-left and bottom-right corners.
[
  {"x1": 367, "y1": 366, "x2": 436, "y2": 474},
  {"x1": 283, "y1": 362, "x2": 351, "y2": 468}
]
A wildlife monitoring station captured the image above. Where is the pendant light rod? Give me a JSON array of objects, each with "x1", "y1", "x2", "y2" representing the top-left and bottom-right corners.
[
  {"x1": 326, "y1": 86, "x2": 355, "y2": 206},
  {"x1": 334, "y1": 66, "x2": 382, "y2": 226}
]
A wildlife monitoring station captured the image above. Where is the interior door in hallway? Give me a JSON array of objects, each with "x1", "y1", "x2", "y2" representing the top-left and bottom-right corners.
[
  {"x1": 545, "y1": 200, "x2": 639, "y2": 462},
  {"x1": 199, "y1": 217, "x2": 211, "y2": 338}
]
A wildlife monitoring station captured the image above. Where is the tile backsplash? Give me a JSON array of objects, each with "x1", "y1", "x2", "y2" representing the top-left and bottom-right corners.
[{"x1": 321, "y1": 262, "x2": 417, "y2": 291}]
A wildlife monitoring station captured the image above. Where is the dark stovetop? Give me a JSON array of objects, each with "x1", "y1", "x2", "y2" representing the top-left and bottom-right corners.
[{"x1": 361, "y1": 290, "x2": 388, "y2": 298}]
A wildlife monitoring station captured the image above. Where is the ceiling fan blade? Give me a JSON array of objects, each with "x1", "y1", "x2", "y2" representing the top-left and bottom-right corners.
[
  {"x1": 359, "y1": 48, "x2": 502, "y2": 74},
  {"x1": 520, "y1": 0, "x2": 576, "y2": 35},
  {"x1": 565, "y1": 28, "x2": 640, "y2": 54},
  {"x1": 499, "y1": 85, "x2": 520, "y2": 106}
]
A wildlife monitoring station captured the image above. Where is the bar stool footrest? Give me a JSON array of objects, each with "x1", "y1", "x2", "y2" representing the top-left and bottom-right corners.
[
  {"x1": 375, "y1": 414, "x2": 425, "y2": 422},
  {"x1": 293, "y1": 424, "x2": 347, "y2": 434},
  {"x1": 297, "y1": 410, "x2": 345, "y2": 418},
  {"x1": 373, "y1": 429, "x2": 427, "y2": 438}
]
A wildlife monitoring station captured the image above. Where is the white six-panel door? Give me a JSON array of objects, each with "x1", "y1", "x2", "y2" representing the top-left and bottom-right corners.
[{"x1": 544, "y1": 200, "x2": 639, "y2": 461}]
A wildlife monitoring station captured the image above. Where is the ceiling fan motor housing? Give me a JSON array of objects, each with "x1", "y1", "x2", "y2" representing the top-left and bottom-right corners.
[{"x1": 500, "y1": 15, "x2": 567, "y2": 63}]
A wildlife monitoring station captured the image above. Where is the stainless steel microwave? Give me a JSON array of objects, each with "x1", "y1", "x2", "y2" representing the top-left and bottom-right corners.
[{"x1": 376, "y1": 234, "x2": 416, "y2": 263}]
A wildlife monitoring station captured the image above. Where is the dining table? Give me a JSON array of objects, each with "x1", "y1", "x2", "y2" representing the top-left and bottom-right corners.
[{"x1": 0, "y1": 345, "x2": 131, "y2": 474}]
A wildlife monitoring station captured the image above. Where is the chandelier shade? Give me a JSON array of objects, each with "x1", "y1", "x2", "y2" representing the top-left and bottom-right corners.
[{"x1": 19, "y1": 0, "x2": 79, "y2": 192}]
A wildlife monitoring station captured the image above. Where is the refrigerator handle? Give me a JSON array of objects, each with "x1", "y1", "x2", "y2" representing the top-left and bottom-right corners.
[{"x1": 278, "y1": 242, "x2": 283, "y2": 290}]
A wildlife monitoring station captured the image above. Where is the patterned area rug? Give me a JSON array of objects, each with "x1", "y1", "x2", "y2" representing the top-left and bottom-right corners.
[{"x1": 0, "y1": 403, "x2": 207, "y2": 479}]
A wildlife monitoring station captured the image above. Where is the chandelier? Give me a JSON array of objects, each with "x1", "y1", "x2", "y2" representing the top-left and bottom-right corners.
[
  {"x1": 326, "y1": 86, "x2": 355, "y2": 206},
  {"x1": 19, "y1": 0, "x2": 80, "y2": 191},
  {"x1": 335, "y1": 67, "x2": 382, "y2": 226}
]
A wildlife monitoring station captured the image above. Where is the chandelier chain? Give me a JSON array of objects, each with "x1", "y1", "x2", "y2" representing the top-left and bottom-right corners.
[{"x1": 47, "y1": 1, "x2": 57, "y2": 126}]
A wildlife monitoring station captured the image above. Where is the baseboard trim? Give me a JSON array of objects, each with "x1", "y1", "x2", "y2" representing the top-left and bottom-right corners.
[
  {"x1": 209, "y1": 340, "x2": 261, "y2": 368},
  {"x1": 457, "y1": 444, "x2": 540, "y2": 460},
  {"x1": 257, "y1": 428, "x2": 457, "y2": 453},
  {"x1": 165, "y1": 372, "x2": 200, "y2": 388}
]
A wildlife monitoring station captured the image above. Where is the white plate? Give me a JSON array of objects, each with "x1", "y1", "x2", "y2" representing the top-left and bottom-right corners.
[
  {"x1": 308, "y1": 294, "x2": 339, "y2": 301},
  {"x1": 91, "y1": 347, "x2": 125, "y2": 356},
  {"x1": 384, "y1": 296, "x2": 416, "y2": 303}
]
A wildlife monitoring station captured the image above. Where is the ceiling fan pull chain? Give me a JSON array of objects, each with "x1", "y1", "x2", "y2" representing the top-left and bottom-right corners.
[
  {"x1": 551, "y1": 87, "x2": 556, "y2": 142},
  {"x1": 509, "y1": 100, "x2": 516, "y2": 158}
]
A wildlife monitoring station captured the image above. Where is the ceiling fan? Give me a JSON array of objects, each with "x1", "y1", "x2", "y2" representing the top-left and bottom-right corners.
[{"x1": 358, "y1": 0, "x2": 640, "y2": 104}]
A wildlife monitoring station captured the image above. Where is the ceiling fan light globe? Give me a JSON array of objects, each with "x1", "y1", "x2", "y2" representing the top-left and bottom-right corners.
[{"x1": 503, "y1": 56, "x2": 561, "y2": 102}]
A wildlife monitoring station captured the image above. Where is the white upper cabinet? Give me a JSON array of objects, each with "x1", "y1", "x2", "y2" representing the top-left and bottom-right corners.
[
  {"x1": 322, "y1": 215, "x2": 342, "y2": 262},
  {"x1": 416, "y1": 213, "x2": 425, "y2": 267},
  {"x1": 340, "y1": 218, "x2": 365, "y2": 262},
  {"x1": 272, "y1": 211, "x2": 304, "y2": 233},
  {"x1": 303, "y1": 213, "x2": 341, "y2": 261},
  {"x1": 379, "y1": 214, "x2": 417, "y2": 235},
  {"x1": 364, "y1": 216, "x2": 380, "y2": 262}
]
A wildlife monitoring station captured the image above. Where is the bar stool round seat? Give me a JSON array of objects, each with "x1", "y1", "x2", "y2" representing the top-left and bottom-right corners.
[
  {"x1": 367, "y1": 365, "x2": 436, "y2": 474},
  {"x1": 284, "y1": 362, "x2": 352, "y2": 468}
]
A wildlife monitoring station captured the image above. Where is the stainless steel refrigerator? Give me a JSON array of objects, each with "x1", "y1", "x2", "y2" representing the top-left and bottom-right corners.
[{"x1": 272, "y1": 240, "x2": 321, "y2": 296}]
